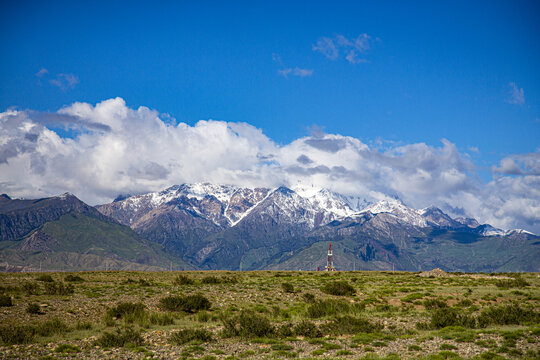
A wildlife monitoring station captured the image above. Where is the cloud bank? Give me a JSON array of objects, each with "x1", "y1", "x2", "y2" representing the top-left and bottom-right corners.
[{"x1": 1, "y1": 98, "x2": 539, "y2": 233}]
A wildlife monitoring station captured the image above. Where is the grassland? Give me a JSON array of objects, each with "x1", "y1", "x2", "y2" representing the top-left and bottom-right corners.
[{"x1": 0, "y1": 270, "x2": 538, "y2": 359}]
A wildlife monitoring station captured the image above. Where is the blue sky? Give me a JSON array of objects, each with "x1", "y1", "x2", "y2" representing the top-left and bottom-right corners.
[{"x1": 1, "y1": 0, "x2": 539, "y2": 231}]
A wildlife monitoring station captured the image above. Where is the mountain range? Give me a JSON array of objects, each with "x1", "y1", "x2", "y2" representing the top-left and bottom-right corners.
[{"x1": 1, "y1": 183, "x2": 538, "y2": 272}]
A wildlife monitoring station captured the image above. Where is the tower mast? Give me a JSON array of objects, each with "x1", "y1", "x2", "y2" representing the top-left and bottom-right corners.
[{"x1": 325, "y1": 242, "x2": 336, "y2": 271}]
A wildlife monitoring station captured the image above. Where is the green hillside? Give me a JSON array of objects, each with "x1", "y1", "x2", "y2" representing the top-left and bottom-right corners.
[{"x1": 0, "y1": 213, "x2": 194, "y2": 272}]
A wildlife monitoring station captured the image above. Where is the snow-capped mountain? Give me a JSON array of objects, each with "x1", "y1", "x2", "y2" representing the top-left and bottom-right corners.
[
  {"x1": 94, "y1": 182, "x2": 539, "y2": 272},
  {"x1": 2, "y1": 182, "x2": 537, "y2": 273},
  {"x1": 99, "y1": 182, "x2": 535, "y2": 234}
]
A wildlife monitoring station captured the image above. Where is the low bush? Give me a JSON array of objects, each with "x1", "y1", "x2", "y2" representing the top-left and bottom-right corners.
[
  {"x1": 402, "y1": 292, "x2": 424, "y2": 302},
  {"x1": 321, "y1": 280, "x2": 356, "y2": 296},
  {"x1": 423, "y1": 298, "x2": 448, "y2": 310},
  {"x1": 107, "y1": 302, "x2": 146, "y2": 320},
  {"x1": 64, "y1": 274, "x2": 84, "y2": 282},
  {"x1": 278, "y1": 323, "x2": 294, "y2": 337},
  {"x1": 352, "y1": 332, "x2": 396, "y2": 345},
  {"x1": 495, "y1": 278, "x2": 530, "y2": 289},
  {"x1": 94, "y1": 327, "x2": 144, "y2": 347},
  {"x1": 221, "y1": 311, "x2": 275, "y2": 338},
  {"x1": 148, "y1": 312, "x2": 175, "y2": 326},
  {"x1": 477, "y1": 304, "x2": 539, "y2": 327},
  {"x1": 201, "y1": 276, "x2": 238, "y2": 284},
  {"x1": 174, "y1": 274, "x2": 194, "y2": 285},
  {"x1": 0, "y1": 325, "x2": 36, "y2": 345},
  {"x1": 44, "y1": 281, "x2": 74, "y2": 295},
  {"x1": 302, "y1": 292, "x2": 315, "y2": 303},
  {"x1": 21, "y1": 282, "x2": 40, "y2": 295},
  {"x1": 281, "y1": 282, "x2": 295, "y2": 293},
  {"x1": 293, "y1": 320, "x2": 322, "y2": 338},
  {"x1": 159, "y1": 294, "x2": 211, "y2": 313},
  {"x1": 35, "y1": 318, "x2": 69, "y2": 336},
  {"x1": 430, "y1": 308, "x2": 476, "y2": 329},
  {"x1": 197, "y1": 311, "x2": 211, "y2": 322},
  {"x1": 169, "y1": 328, "x2": 213, "y2": 344},
  {"x1": 0, "y1": 294, "x2": 13, "y2": 307},
  {"x1": 306, "y1": 299, "x2": 362, "y2": 318},
  {"x1": 435, "y1": 326, "x2": 477, "y2": 343},
  {"x1": 26, "y1": 303, "x2": 42, "y2": 314},
  {"x1": 321, "y1": 315, "x2": 382, "y2": 335},
  {"x1": 36, "y1": 274, "x2": 54, "y2": 282},
  {"x1": 55, "y1": 344, "x2": 81, "y2": 353}
]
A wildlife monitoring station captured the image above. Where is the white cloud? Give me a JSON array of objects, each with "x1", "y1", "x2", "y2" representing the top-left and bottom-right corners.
[
  {"x1": 314, "y1": 34, "x2": 374, "y2": 64},
  {"x1": 50, "y1": 73, "x2": 79, "y2": 90},
  {"x1": 312, "y1": 37, "x2": 339, "y2": 60},
  {"x1": 0, "y1": 98, "x2": 539, "y2": 233},
  {"x1": 507, "y1": 82, "x2": 525, "y2": 105},
  {"x1": 35, "y1": 68, "x2": 48, "y2": 78},
  {"x1": 273, "y1": 54, "x2": 312, "y2": 78},
  {"x1": 278, "y1": 67, "x2": 313, "y2": 78}
]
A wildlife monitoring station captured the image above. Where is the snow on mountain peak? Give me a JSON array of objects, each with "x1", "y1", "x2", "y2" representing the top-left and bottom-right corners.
[{"x1": 362, "y1": 198, "x2": 428, "y2": 227}]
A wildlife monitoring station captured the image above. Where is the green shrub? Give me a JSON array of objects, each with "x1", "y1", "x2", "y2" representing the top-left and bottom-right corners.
[
  {"x1": 322, "y1": 315, "x2": 382, "y2": 335},
  {"x1": 402, "y1": 293, "x2": 424, "y2": 302},
  {"x1": 469, "y1": 352, "x2": 507, "y2": 360},
  {"x1": 221, "y1": 311, "x2": 275, "y2": 338},
  {"x1": 435, "y1": 326, "x2": 477, "y2": 343},
  {"x1": 169, "y1": 328, "x2": 213, "y2": 344},
  {"x1": 477, "y1": 304, "x2": 539, "y2": 327},
  {"x1": 306, "y1": 299, "x2": 362, "y2": 318},
  {"x1": 0, "y1": 294, "x2": 13, "y2": 307},
  {"x1": 159, "y1": 294, "x2": 211, "y2": 313},
  {"x1": 26, "y1": 303, "x2": 42, "y2": 314},
  {"x1": 76, "y1": 320, "x2": 93, "y2": 330},
  {"x1": 302, "y1": 292, "x2": 315, "y2": 303},
  {"x1": 281, "y1": 282, "x2": 295, "y2": 293},
  {"x1": 321, "y1": 280, "x2": 356, "y2": 296},
  {"x1": 495, "y1": 278, "x2": 530, "y2": 289},
  {"x1": 430, "y1": 308, "x2": 476, "y2": 329},
  {"x1": 21, "y1": 282, "x2": 40, "y2": 295},
  {"x1": 107, "y1": 302, "x2": 146, "y2": 319},
  {"x1": 423, "y1": 298, "x2": 448, "y2": 310},
  {"x1": 55, "y1": 344, "x2": 81, "y2": 353},
  {"x1": 44, "y1": 281, "x2": 74, "y2": 295},
  {"x1": 0, "y1": 325, "x2": 35, "y2": 345},
  {"x1": 278, "y1": 323, "x2": 294, "y2": 337},
  {"x1": 174, "y1": 274, "x2": 194, "y2": 285},
  {"x1": 201, "y1": 276, "x2": 237, "y2": 284},
  {"x1": 293, "y1": 320, "x2": 322, "y2": 338},
  {"x1": 36, "y1": 274, "x2": 54, "y2": 282},
  {"x1": 35, "y1": 318, "x2": 69, "y2": 336},
  {"x1": 197, "y1": 311, "x2": 211, "y2": 322},
  {"x1": 352, "y1": 332, "x2": 396, "y2": 345},
  {"x1": 64, "y1": 274, "x2": 84, "y2": 282},
  {"x1": 148, "y1": 312, "x2": 175, "y2": 326},
  {"x1": 94, "y1": 327, "x2": 144, "y2": 347},
  {"x1": 409, "y1": 345, "x2": 422, "y2": 351},
  {"x1": 441, "y1": 343, "x2": 458, "y2": 350}
]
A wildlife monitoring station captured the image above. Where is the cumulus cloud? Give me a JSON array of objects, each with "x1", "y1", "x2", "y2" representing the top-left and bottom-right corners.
[
  {"x1": 0, "y1": 98, "x2": 538, "y2": 233},
  {"x1": 313, "y1": 34, "x2": 375, "y2": 64},
  {"x1": 493, "y1": 153, "x2": 540, "y2": 176},
  {"x1": 507, "y1": 82, "x2": 525, "y2": 105}
]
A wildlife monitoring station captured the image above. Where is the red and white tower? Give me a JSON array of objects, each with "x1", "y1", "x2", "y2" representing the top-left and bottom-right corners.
[{"x1": 324, "y1": 242, "x2": 336, "y2": 271}]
